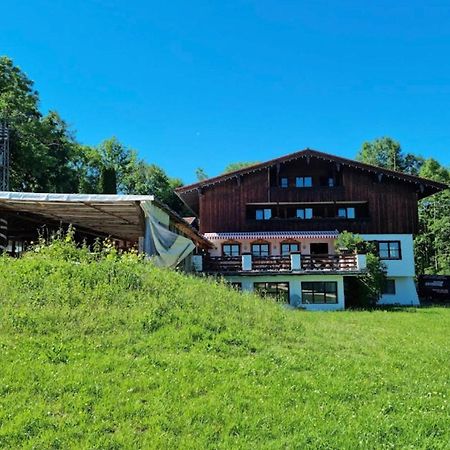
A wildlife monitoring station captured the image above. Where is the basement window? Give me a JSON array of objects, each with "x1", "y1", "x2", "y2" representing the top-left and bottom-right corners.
[
  {"x1": 254, "y1": 282, "x2": 290, "y2": 303},
  {"x1": 229, "y1": 282, "x2": 242, "y2": 291},
  {"x1": 382, "y1": 279, "x2": 396, "y2": 295},
  {"x1": 302, "y1": 282, "x2": 338, "y2": 304}
]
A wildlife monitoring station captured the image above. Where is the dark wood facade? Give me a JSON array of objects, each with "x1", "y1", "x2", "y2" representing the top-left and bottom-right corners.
[{"x1": 176, "y1": 150, "x2": 447, "y2": 235}]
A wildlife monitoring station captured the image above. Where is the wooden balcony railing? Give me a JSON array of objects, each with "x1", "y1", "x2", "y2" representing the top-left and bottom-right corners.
[
  {"x1": 252, "y1": 256, "x2": 291, "y2": 271},
  {"x1": 301, "y1": 254, "x2": 358, "y2": 271},
  {"x1": 201, "y1": 253, "x2": 361, "y2": 273},
  {"x1": 204, "y1": 256, "x2": 242, "y2": 272}
]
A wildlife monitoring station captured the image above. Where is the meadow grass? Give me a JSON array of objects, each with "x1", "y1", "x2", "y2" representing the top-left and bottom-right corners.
[{"x1": 0, "y1": 241, "x2": 449, "y2": 449}]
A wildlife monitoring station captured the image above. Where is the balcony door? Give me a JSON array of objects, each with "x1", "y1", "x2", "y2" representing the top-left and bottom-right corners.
[{"x1": 310, "y1": 243, "x2": 329, "y2": 255}]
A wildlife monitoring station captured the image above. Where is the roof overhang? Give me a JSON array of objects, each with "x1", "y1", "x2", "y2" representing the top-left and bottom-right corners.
[
  {"x1": 175, "y1": 149, "x2": 449, "y2": 214},
  {"x1": 204, "y1": 230, "x2": 339, "y2": 241}
]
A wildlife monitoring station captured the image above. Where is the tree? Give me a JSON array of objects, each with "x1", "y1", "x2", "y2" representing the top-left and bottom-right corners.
[
  {"x1": 195, "y1": 167, "x2": 208, "y2": 181},
  {"x1": 223, "y1": 161, "x2": 259, "y2": 174},
  {"x1": 122, "y1": 161, "x2": 188, "y2": 214},
  {"x1": 0, "y1": 56, "x2": 79, "y2": 192},
  {"x1": 415, "y1": 159, "x2": 450, "y2": 275},
  {"x1": 335, "y1": 231, "x2": 387, "y2": 307},
  {"x1": 357, "y1": 137, "x2": 424, "y2": 175}
]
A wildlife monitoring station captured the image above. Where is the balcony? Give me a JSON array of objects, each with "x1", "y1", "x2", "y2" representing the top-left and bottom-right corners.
[{"x1": 194, "y1": 253, "x2": 365, "y2": 275}]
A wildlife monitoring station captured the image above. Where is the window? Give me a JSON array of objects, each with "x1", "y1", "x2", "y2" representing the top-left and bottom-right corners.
[
  {"x1": 256, "y1": 208, "x2": 272, "y2": 220},
  {"x1": 377, "y1": 241, "x2": 401, "y2": 260},
  {"x1": 301, "y1": 282, "x2": 338, "y2": 304},
  {"x1": 280, "y1": 177, "x2": 288, "y2": 188},
  {"x1": 338, "y1": 207, "x2": 355, "y2": 219},
  {"x1": 382, "y1": 279, "x2": 396, "y2": 295},
  {"x1": 229, "y1": 282, "x2": 242, "y2": 291},
  {"x1": 296, "y1": 176, "x2": 312, "y2": 188},
  {"x1": 296, "y1": 208, "x2": 313, "y2": 219},
  {"x1": 254, "y1": 282, "x2": 290, "y2": 303},
  {"x1": 222, "y1": 243, "x2": 240, "y2": 257},
  {"x1": 328, "y1": 177, "x2": 335, "y2": 187},
  {"x1": 281, "y1": 243, "x2": 300, "y2": 256},
  {"x1": 251, "y1": 243, "x2": 270, "y2": 257}
]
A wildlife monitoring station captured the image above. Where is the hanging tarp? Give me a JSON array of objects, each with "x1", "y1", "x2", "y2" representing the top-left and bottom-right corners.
[{"x1": 141, "y1": 201, "x2": 195, "y2": 268}]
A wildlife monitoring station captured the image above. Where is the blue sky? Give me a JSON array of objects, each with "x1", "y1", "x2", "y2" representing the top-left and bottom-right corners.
[{"x1": 3, "y1": 0, "x2": 450, "y2": 183}]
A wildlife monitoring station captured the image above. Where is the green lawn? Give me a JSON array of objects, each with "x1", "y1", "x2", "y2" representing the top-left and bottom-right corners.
[{"x1": 0, "y1": 242, "x2": 449, "y2": 449}]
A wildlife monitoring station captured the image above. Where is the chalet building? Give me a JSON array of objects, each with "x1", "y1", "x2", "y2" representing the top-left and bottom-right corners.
[{"x1": 176, "y1": 149, "x2": 448, "y2": 310}]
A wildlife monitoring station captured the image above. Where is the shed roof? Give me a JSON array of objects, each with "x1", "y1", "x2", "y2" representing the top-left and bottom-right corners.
[{"x1": 0, "y1": 192, "x2": 211, "y2": 247}]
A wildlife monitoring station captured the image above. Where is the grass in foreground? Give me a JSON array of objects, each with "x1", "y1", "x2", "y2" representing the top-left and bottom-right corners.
[{"x1": 0, "y1": 241, "x2": 449, "y2": 449}]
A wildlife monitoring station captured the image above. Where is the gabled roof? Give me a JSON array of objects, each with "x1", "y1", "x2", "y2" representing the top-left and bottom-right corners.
[{"x1": 175, "y1": 148, "x2": 448, "y2": 213}]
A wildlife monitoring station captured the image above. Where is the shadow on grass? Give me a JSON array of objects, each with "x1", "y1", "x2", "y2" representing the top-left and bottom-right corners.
[{"x1": 346, "y1": 302, "x2": 450, "y2": 312}]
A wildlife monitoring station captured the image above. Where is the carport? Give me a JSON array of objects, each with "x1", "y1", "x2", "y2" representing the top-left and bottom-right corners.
[{"x1": 0, "y1": 192, "x2": 211, "y2": 267}]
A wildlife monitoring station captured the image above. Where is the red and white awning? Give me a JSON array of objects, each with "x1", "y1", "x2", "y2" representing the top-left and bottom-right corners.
[{"x1": 203, "y1": 230, "x2": 339, "y2": 240}]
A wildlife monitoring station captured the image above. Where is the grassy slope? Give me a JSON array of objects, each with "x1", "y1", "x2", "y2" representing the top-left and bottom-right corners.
[{"x1": 0, "y1": 244, "x2": 449, "y2": 449}]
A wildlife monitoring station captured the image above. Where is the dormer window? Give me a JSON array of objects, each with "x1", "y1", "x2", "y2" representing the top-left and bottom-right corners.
[
  {"x1": 338, "y1": 207, "x2": 355, "y2": 219},
  {"x1": 296, "y1": 208, "x2": 313, "y2": 219},
  {"x1": 256, "y1": 208, "x2": 272, "y2": 220},
  {"x1": 296, "y1": 176, "x2": 312, "y2": 188},
  {"x1": 280, "y1": 177, "x2": 288, "y2": 188}
]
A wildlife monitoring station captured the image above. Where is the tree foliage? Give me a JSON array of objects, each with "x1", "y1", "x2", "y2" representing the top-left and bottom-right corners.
[
  {"x1": 415, "y1": 159, "x2": 450, "y2": 275},
  {"x1": 0, "y1": 57, "x2": 188, "y2": 214},
  {"x1": 358, "y1": 137, "x2": 449, "y2": 276},
  {"x1": 223, "y1": 161, "x2": 259, "y2": 174},
  {"x1": 195, "y1": 167, "x2": 208, "y2": 181},
  {"x1": 335, "y1": 231, "x2": 387, "y2": 307},
  {"x1": 357, "y1": 137, "x2": 424, "y2": 175},
  {"x1": 0, "y1": 57, "x2": 79, "y2": 192}
]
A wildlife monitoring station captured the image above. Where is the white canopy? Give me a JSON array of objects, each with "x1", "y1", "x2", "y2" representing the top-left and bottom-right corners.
[{"x1": 0, "y1": 191, "x2": 209, "y2": 267}]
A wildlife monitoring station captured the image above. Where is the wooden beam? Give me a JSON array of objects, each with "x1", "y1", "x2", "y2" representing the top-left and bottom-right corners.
[
  {"x1": 134, "y1": 201, "x2": 146, "y2": 235},
  {"x1": 82, "y1": 202, "x2": 137, "y2": 225}
]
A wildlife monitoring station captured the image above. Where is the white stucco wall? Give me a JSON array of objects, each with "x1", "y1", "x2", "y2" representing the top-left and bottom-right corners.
[
  {"x1": 360, "y1": 234, "x2": 416, "y2": 277},
  {"x1": 379, "y1": 277, "x2": 419, "y2": 306},
  {"x1": 361, "y1": 234, "x2": 419, "y2": 305},
  {"x1": 224, "y1": 274, "x2": 345, "y2": 311}
]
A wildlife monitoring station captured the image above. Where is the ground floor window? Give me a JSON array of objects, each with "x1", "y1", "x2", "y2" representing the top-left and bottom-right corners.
[
  {"x1": 301, "y1": 281, "x2": 338, "y2": 304},
  {"x1": 254, "y1": 282, "x2": 290, "y2": 303},
  {"x1": 382, "y1": 279, "x2": 396, "y2": 295}
]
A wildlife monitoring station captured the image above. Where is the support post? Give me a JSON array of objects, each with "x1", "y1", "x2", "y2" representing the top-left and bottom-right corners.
[
  {"x1": 138, "y1": 236, "x2": 145, "y2": 254},
  {"x1": 290, "y1": 252, "x2": 302, "y2": 271},
  {"x1": 242, "y1": 253, "x2": 252, "y2": 271},
  {"x1": 192, "y1": 254, "x2": 203, "y2": 272},
  {"x1": 356, "y1": 254, "x2": 367, "y2": 271}
]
